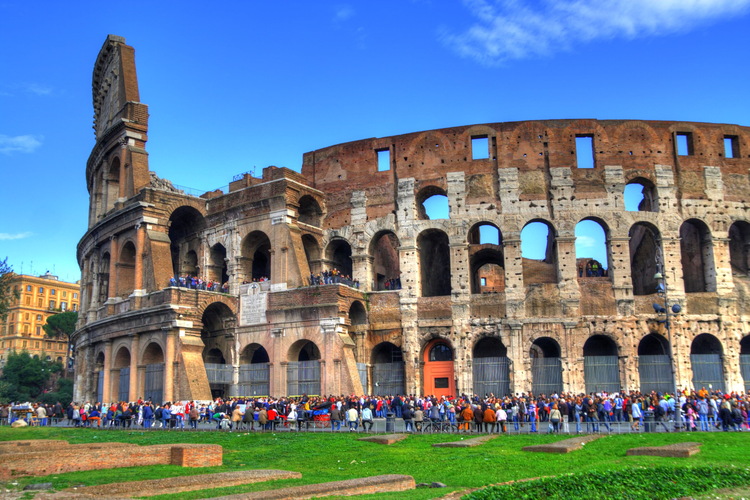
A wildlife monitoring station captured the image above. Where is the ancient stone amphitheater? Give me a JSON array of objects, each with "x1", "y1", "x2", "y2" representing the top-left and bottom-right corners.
[{"x1": 72, "y1": 35, "x2": 750, "y2": 404}]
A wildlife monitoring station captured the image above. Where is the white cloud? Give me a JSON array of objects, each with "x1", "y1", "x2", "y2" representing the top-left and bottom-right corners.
[
  {"x1": 334, "y1": 5, "x2": 354, "y2": 22},
  {"x1": 575, "y1": 235, "x2": 597, "y2": 248},
  {"x1": 0, "y1": 232, "x2": 33, "y2": 241},
  {"x1": 0, "y1": 134, "x2": 43, "y2": 154},
  {"x1": 24, "y1": 83, "x2": 53, "y2": 96},
  {"x1": 442, "y1": 0, "x2": 750, "y2": 65}
]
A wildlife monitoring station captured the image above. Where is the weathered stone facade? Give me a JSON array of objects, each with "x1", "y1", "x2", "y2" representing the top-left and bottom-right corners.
[{"x1": 73, "y1": 35, "x2": 750, "y2": 404}]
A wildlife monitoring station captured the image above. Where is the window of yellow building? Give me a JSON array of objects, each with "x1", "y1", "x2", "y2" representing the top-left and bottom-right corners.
[
  {"x1": 73, "y1": 292, "x2": 78, "y2": 299},
  {"x1": 25, "y1": 296, "x2": 31, "y2": 305},
  {"x1": 36, "y1": 315, "x2": 42, "y2": 322},
  {"x1": 50, "y1": 289, "x2": 56, "y2": 295},
  {"x1": 38, "y1": 287, "x2": 44, "y2": 294},
  {"x1": 37, "y1": 298, "x2": 42, "y2": 307},
  {"x1": 36, "y1": 326, "x2": 41, "y2": 335},
  {"x1": 49, "y1": 300, "x2": 55, "y2": 309}
]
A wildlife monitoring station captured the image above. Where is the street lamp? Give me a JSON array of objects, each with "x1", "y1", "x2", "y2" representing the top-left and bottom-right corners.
[{"x1": 652, "y1": 272, "x2": 683, "y2": 431}]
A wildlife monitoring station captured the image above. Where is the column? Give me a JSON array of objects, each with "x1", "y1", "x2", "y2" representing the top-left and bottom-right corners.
[
  {"x1": 101, "y1": 340, "x2": 112, "y2": 404},
  {"x1": 502, "y1": 235, "x2": 524, "y2": 319},
  {"x1": 133, "y1": 223, "x2": 146, "y2": 296},
  {"x1": 108, "y1": 235, "x2": 118, "y2": 300},
  {"x1": 128, "y1": 333, "x2": 140, "y2": 402},
  {"x1": 164, "y1": 329, "x2": 176, "y2": 402}
]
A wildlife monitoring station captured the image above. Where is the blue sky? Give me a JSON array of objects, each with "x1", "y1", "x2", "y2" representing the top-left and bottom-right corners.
[{"x1": 1, "y1": 0, "x2": 749, "y2": 282}]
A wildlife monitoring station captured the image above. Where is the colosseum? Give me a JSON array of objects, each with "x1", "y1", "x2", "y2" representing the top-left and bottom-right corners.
[{"x1": 72, "y1": 35, "x2": 750, "y2": 404}]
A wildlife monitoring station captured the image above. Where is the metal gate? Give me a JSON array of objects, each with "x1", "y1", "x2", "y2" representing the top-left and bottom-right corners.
[
  {"x1": 531, "y1": 357, "x2": 562, "y2": 395},
  {"x1": 205, "y1": 363, "x2": 234, "y2": 384},
  {"x1": 584, "y1": 356, "x2": 620, "y2": 394},
  {"x1": 238, "y1": 363, "x2": 270, "y2": 396},
  {"x1": 372, "y1": 362, "x2": 405, "y2": 396},
  {"x1": 691, "y1": 354, "x2": 725, "y2": 392},
  {"x1": 96, "y1": 370, "x2": 104, "y2": 403},
  {"x1": 118, "y1": 367, "x2": 130, "y2": 402},
  {"x1": 473, "y1": 357, "x2": 510, "y2": 398},
  {"x1": 357, "y1": 362, "x2": 368, "y2": 393},
  {"x1": 144, "y1": 363, "x2": 164, "y2": 404},
  {"x1": 287, "y1": 360, "x2": 320, "y2": 396},
  {"x1": 741, "y1": 355, "x2": 750, "y2": 393},
  {"x1": 638, "y1": 355, "x2": 672, "y2": 394}
]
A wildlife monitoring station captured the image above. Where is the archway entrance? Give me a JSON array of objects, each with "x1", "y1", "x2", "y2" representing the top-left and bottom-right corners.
[
  {"x1": 638, "y1": 333, "x2": 672, "y2": 394},
  {"x1": 112, "y1": 347, "x2": 131, "y2": 402},
  {"x1": 287, "y1": 340, "x2": 321, "y2": 396},
  {"x1": 371, "y1": 342, "x2": 405, "y2": 396},
  {"x1": 423, "y1": 339, "x2": 455, "y2": 397},
  {"x1": 741, "y1": 336, "x2": 750, "y2": 393},
  {"x1": 473, "y1": 337, "x2": 510, "y2": 397},
  {"x1": 142, "y1": 342, "x2": 164, "y2": 404},
  {"x1": 201, "y1": 302, "x2": 235, "y2": 399},
  {"x1": 94, "y1": 352, "x2": 105, "y2": 403},
  {"x1": 530, "y1": 337, "x2": 562, "y2": 396},
  {"x1": 691, "y1": 334, "x2": 725, "y2": 393},
  {"x1": 583, "y1": 335, "x2": 620, "y2": 394},
  {"x1": 238, "y1": 343, "x2": 270, "y2": 397}
]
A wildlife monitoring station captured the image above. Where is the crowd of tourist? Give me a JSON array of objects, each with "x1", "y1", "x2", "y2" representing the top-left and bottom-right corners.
[
  {"x1": 5, "y1": 387, "x2": 750, "y2": 434},
  {"x1": 308, "y1": 269, "x2": 359, "y2": 288},
  {"x1": 168, "y1": 275, "x2": 229, "y2": 293}
]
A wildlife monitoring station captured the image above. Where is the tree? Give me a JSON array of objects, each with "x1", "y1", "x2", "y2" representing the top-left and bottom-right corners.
[
  {"x1": 0, "y1": 257, "x2": 19, "y2": 323},
  {"x1": 0, "y1": 352, "x2": 62, "y2": 403},
  {"x1": 43, "y1": 310, "x2": 78, "y2": 343}
]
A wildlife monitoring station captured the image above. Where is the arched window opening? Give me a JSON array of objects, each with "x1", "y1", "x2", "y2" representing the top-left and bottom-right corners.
[
  {"x1": 583, "y1": 335, "x2": 619, "y2": 394},
  {"x1": 468, "y1": 223, "x2": 500, "y2": 245},
  {"x1": 629, "y1": 222, "x2": 661, "y2": 296},
  {"x1": 326, "y1": 239, "x2": 353, "y2": 279},
  {"x1": 298, "y1": 195, "x2": 323, "y2": 227},
  {"x1": 417, "y1": 186, "x2": 449, "y2": 220},
  {"x1": 142, "y1": 342, "x2": 165, "y2": 404},
  {"x1": 638, "y1": 333, "x2": 672, "y2": 394},
  {"x1": 287, "y1": 340, "x2": 321, "y2": 396},
  {"x1": 117, "y1": 241, "x2": 136, "y2": 297},
  {"x1": 429, "y1": 343, "x2": 453, "y2": 361},
  {"x1": 741, "y1": 336, "x2": 750, "y2": 393},
  {"x1": 469, "y1": 223, "x2": 504, "y2": 294},
  {"x1": 201, "y1": 302, "x2": 235, "y2": 398},
  {"x1": 624, "y1": 178, "x2": 658, "y2": 212},
  {"x1": 208, "y1": 244, "x2": 229, "y2": 285},
  {"x1": 729, "y1": 221, "x2": 750, "y2": 276},
  {"x1": 691, "y1": 334, "x2": 725, "y2": 393},
  {"x1": 680, "y1": 219, "x2": 716, "y2": 293},
  {"x1": 473, "y1": 337, "x2": 510, "y2": 397},
  {"x1": 169, "y1": 206, "x2": 206, "y2": 278},
  {"x1": 302, "y1": 234, "x2": 321, "y2": 280},
  {"x1": 348, "y1": 301, "x2": 367, "y2": 326},
  {"x1": 575, "y1": 219, "x2": 609, "y2": 278},
  {"x1": 530, "y1": 337, "x2": 562, "y2": 397},
  {"x1": 241, "y1": 231, "x2": 272, "y2": 282},
  {"x1": 418, "y1": 229, "x2": 451, "y2": 297},
  {"x1": 105, "y1": 157, "x2": 121, "y2": 213},
  {"x1": 371, "y1": 231, "x2": 401, "y2": 291},
  {"x1": 423, "y1": 338, "x2": 456, "y2": 397},
  {"x1": 239, "y1": 344, "x2": 270, "y2": 397},
  {"x1": 113, "y1": 347, "x2": 131, "y2": 403},
  {"x1": 521, "y1": 221, "x2": 558, "y2": 284},
  {"x1": 371, "y1": 342, "x2": 405, "y2": 396},
  {"x1": 94, "y1": 352, "x2": 105, "y2": 403},
  {"x1": 98, "y1": 252, "x2": 110, "y2": 304}
]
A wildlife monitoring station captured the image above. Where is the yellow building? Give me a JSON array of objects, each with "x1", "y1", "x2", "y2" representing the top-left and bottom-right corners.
[{"x1": 1, "y1": 272, "x2": 80, "y2": 367}]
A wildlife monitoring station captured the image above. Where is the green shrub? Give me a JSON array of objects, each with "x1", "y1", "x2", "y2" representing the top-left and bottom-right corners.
[{"x1": 464, "y1": 466, "x2": 750, "y2": 500}]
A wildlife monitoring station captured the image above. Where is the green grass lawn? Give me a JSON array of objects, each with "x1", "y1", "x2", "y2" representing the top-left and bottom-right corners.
[{"x1": 1, "y1": 427, "x2": 749, "y2": 499}]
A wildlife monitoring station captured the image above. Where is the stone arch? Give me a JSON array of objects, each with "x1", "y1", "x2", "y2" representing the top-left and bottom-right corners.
[
  {"x1": 287, "y1": 339, "x2": 321, "y2": 396},
  {"x1": 521, "y1": 219, "x2": 559, "y2": 284},
  {"x1": 241, "y1": 230, "x2": 272, "y2": 282},
  {"x1": 112, "y1": 345, "x2": 131, "y2": 402},
  {"x1": 298, "y1": 194, "x2": 323, "y2": 227},
  {"x1": 416, "y1": 185, "x2": 449, "y2": 220},
  {"x1": 583, "y1": 334, "x2": 620, "y2": 394},
  {"x1": 370, "y1": 230, "x2": 401, "y2": 291},
  {"x1": 325, "y1": 238, "x2": 353, "y2": 278},
  {"x1": 422, "y1": 337, "x2": 455, "y2": 397},
  {"x1": 690, "y1": 333, "x2": 725, "y2": 392},
  {"x1": 740, "y1": 335, "x2": 750, "y2": 393},
  {"x1": 418, "y1": 228, "x2": 451, "y2": 297},
  {"x1": 302, "y1": 234, "x2": 322, "y2": 279},
  {"x1": 575, "y1": 217, "x2": 610, "y2": 278},
  {"x1": 141, "y1": 342, "x2": 165, "y2": 404},
  {"x1": 116, "y1": 240, "x2": 136, "y2": 297},
  {"x1": 629, "y1": 221, "x2": 661, "y2": 296},
  {"x1": 208, "y1": 243, "x2": 229, "y2": 285},
  {"x1": 169, "y1": 206, "x2": 206, "y2": 278},
  {"x1": 530, "y1": 337, "x2": 563, "y2": 395},
  {"x1": 371, "y1": 342, "x2": 405, "y2": 396},
  {"x1": 238, "y1": 343, "x2": 270, "y2": 397},
  {"x1": 348, "y1": 300, "x2": 367, "y2": 326},
  {"x1": 468, "y1": 222, "x2": 504, "y2": 294},
  {"x1": 680, "y1": 219, "x2": 716, "y2": 293},
  {"x1": 637, "y1": 333, "x2": 672, "y2": 394},
  {"x1": 472, "y1": 336, "x2": 510, "y2": 397},
  {"x1": 624, "y1": 176, "x2": 658, "y2": 212},
  {"x1": 729, "y1": 220, "x2": 750, "y2": 275}
]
